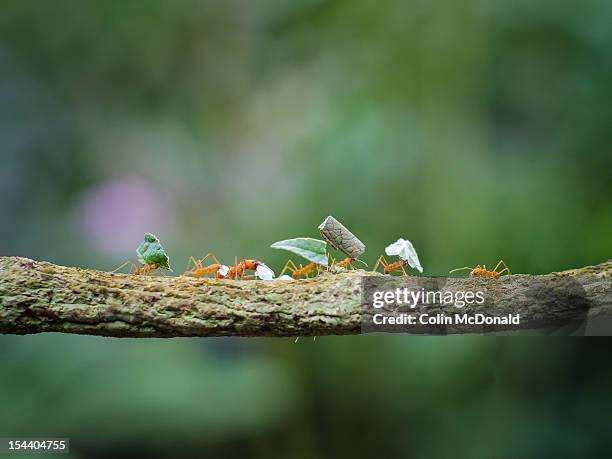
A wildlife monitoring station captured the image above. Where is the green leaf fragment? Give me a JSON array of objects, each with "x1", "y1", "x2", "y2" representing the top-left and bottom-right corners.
[
  {"x1": 136, "y1": 233, "x2": 172, "y2": 271},
  {"x1": 270, "y1": 238, "x2": 328, "y2": 266}
]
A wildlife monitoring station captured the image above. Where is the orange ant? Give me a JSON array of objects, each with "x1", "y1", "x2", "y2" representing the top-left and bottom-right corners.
[
  {"x1": 134, "y1": 263, "x2": 160, "y2": 275},
  {"x1": 112, "y1": 261, "x2": 161, "y2": 276},
  {"x1": 449, "y1": 260, "x2": 512, "y2": 278},
  {"x1": 225, "y1": 259, "x2": 264, "y2": 279},
  {"x1": 279, "y1": 261, "x2": 321, "y2": 280},
  {"x1": 184, "y1": 255, "x2": 266, "y2": 280},
  {"x1": 332, "y1": 257, "x2": 353, "y2": 269},
  {"x1": 184, "y1": 253, "x2": 228, "y2": 279},
  {"x1": 328, "y1": 256, "x2": 367, "y2": 271},
  {"x1": 280, "y1": 256, "x2": 366, "y2": 280},
  {"x1": 373, "y1": 256, "x2": 409, "y2": 276}
]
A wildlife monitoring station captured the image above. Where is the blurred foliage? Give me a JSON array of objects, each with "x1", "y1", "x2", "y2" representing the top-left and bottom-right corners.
[{"x1": 0, "y1": 0, "x2": 611, "y2": 457}]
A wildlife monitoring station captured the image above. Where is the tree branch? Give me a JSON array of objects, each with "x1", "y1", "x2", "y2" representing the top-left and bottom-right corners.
[{"x1": 0, "y1": 256, "x2": 610, "y2": 337}]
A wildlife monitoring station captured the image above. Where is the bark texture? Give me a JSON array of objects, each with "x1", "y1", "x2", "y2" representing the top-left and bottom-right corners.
[{"x1": 0, "y1": 256, "x2": 610, "y2": 337}]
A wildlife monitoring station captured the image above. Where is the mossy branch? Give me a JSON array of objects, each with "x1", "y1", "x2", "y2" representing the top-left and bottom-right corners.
[{"x1": 0, "y1": 257, "x2": 610, "y2": 337}]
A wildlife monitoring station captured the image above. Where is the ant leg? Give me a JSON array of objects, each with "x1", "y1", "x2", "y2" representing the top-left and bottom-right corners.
[
  {"x1": 493, "y1": 260, "x2": 512, "y2": 275},
  {"x1": 111, "y1": 261, "x2": 132, "y2": 274},
  {"x1": 380, "y1": 256, "x2": 390, "y2": 271},
  {"x1": 373, "y1": 256, "x2": 389, "y2": 273},
  {"x1": 279, "y1": 260, "x2": 299, "y2": 277},
  {"x1": 201, "y1": 252, "x2": 222, "y2": 265},
  {"x1": 372, "y1": 256, "x2": 382, "y2": 272},
  {"x1": 327, "y1": 252, "x2": 335, "y2": 270},
  {"x1": 401, "y1": 265, "x2": 409, "y2": 277},
  {"x1": 279, "y1": 259, "x2": 298, "y2": 277},
  {"x1": 183, "y1": 256, "x2": 202, "y2": 275},
  {"x1": 327, "y1": 255, "x2": 336, "y2": 272}
]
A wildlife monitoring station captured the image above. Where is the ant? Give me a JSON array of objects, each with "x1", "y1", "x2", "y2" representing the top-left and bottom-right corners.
[
  {"x1": 225, "y1": 259, "x2": 264, "y2": 279},
  {"x1": 280, "y1": 256, "x2": 367, "y2": 280},
  {"x1": 184, "y1": 255, "x2": 266, "y2": 280},
  {"x1": 332, "y1": 257, "x2": 354, "y2": 269},
  {"x1": 328, "y1": 256, "x2": 367, "y2": 271},
  {"x1": 279, "y1": 261, "x2": 321, "y2": 280},
  {"x1": 373, "y1": 256, "x2": 409, "y2": 276},
  {"x1": 183, "y1": 253, "x2": 228, "y2": 279},
  {"x1": 449, "y1": 260, "x2": 512, "y2": 278},
  {"x1": 112, "y1": 261, "x2": 162, "y2": 276}
]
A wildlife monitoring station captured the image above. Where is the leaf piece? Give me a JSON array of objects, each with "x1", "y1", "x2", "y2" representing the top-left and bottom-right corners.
[
  {"x1": 270, "y1": 238, "x2": 328, "y2": 266},
  {"x1": 136, "y1": 233, "x2": 172, "y2": 271},
  {"x1": 318, "y1": 215, "x2": 365, "y2": 258},
  {"x1": 255, "y1": 263, "x2": 275, "y2": 280},
  {"x1": 385, "y1": 238, "x2": 423, "y2": 273}
]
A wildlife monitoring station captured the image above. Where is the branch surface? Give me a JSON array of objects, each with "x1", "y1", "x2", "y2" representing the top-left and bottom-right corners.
[{"x1": 0, "y1": 257, "x2": 610, "y2": 337}]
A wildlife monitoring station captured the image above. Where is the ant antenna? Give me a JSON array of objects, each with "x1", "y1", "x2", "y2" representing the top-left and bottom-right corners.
[
  {"x1": 449, "y1": 267, "x2": 472, "y2": 274},
  {"x1": 111, "y1": 261, "x2": 131, "y2": 274},
  {"x1": 354, "y1": 258, "x2": 368, "y2": 267}
]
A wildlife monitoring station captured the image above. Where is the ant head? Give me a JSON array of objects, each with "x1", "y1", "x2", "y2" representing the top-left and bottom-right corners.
[
  {"x1": 244, "y1": 260, "x2": 260, "y2": 270},
  {"x1": 470, "y1": 266, "x2": 485, "y2": 276}
]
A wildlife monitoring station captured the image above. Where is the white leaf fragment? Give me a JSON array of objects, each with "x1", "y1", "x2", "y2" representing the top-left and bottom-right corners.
[
  {"x1": 218, "y1": 265, "x2": 230, "y2": 277},
  {"x1": 275, "y1": 275, "x2": 295, "y2": 281},
  {"x1": 255, "y1": 263, "x2": 275, "y2": 280},
  {"x1": 385, "y1": 238, "x2": 423, "y2": 273}
]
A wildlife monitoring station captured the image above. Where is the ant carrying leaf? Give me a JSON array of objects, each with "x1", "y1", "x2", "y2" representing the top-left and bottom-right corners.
[
  {"x1": 113, "y1": 233, "x2": 172, "y2": 275},
  {"x1": 374, "y1": 238, "x2": 423, "y2": 276},
  {"x1": 272, "y1": 238, "x2": 328, "y2": 280},
  {"x1": 319, "y1": 216, "x2": 367, "y2": 272},
  {"x1": 272, "y1": 236, "x2": 366, "y2": 279},
  {"x1": 327, "y1": 256, "x2": 368, "y2": 273}
]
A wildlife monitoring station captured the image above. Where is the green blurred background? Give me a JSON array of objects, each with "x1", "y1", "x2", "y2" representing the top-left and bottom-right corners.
[{"x1": 1, "y1": 0, "x2": 611, "y2": 457}]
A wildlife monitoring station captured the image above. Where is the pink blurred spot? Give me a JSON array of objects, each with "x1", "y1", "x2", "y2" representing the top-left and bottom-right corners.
[{"x1": 78, "y1": 178, "x2": 174, "y2": 257}]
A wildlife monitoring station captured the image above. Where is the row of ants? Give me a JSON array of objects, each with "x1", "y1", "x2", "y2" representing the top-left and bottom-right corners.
[
  {"x1": 179, "y1": 254, "x2": 511, "y2": 280},
  {"x1": 183, "y1": 254, "x2": 362, "y2": 280}
]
